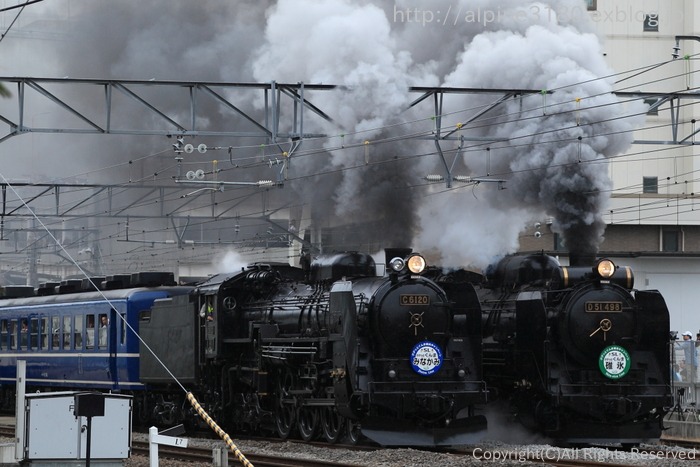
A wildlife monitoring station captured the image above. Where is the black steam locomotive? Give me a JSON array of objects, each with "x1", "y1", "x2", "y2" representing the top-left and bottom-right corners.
[
  {"x1": 140, "y1": 249, "x2": 488, "y2": 446},
  {"x1": 476, "y1": 253, "x2": 672, "y2": 445}
]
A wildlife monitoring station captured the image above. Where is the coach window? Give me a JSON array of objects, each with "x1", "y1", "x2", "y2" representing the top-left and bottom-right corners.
[
  {"x1": 74, "y1": 316, "x2": 83, "y2": 349},
  {"x1": 10, "y1": 320, "x2": 17, "y2": 350},
  {"x1": 19, "y1": 319, "x2": 29, "y2": 349},
  {"x1": 30, "y1": 318, "x2": 39, "y2": 350},
  {"x1": 63, "y1": 316, "x2": 71, "y2": 350},
  {"x1": 51, "y1": 317, "x2": 60, "y2": 349},
  {"x1": 0, "y1": 320, "x2": 6, "y2": 350},
  {"x1": 86, "y1": 315, "x2": 95, "y2": 349},
  {"x1": 98, "y1": 314, "x2": 108, "y2": 349},
  {"x1": 41, "y1": 317, "x2": 49, "y2": 349}
]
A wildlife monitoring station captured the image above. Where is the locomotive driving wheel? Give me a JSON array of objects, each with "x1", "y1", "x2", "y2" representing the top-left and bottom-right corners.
[
  {"x1": 297, "y1": 406, "x2": 319, "y2": 441},
  {"x1": 274, "y1": 369, "x2": 297, "y2": 439},
  {"x1": 346, "y1": 418, "x2": 362, "y2": 445},
  {"x1": 320, "y1": 405, "x2": 344, "y2": 443}
]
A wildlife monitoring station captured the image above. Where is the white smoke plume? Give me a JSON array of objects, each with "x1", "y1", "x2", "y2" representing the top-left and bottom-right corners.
[
  {"x1": 1, "y1": 0, "x2": 644, "y2": 270},
  {"x1": 214, "y1": 250, "x2": 248, "y2": 274}
]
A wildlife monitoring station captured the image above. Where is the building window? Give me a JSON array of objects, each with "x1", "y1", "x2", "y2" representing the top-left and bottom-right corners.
[
  {"x1": 644, "y1": 98, "x2": 659, "y2": 115},
  {"x1": 553, "y1": 232, "x2": 566, "y2": 251},
  {"x1": 662, "y1": 227, "x2": 682, "y2": 252},
  {"x1": 643, "y1": 176, "x2": 658, "y2": 194},
  {"x1": 586, "y1": 0, "x2": 597, "y2": 11},
  {"x1": 643, "y1": 14, "x2": 659, "y2": 32}
]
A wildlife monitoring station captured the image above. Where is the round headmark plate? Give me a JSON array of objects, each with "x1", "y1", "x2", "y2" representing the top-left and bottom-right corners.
[
  {"x1": 410, "y1": 341, "x2": 443, "y2": 376},
  {"x1": 598, "y1": 345, "x2": 631, "y2": 379}
]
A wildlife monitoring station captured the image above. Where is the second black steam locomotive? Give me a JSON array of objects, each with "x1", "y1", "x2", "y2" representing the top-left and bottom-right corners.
[
  {"x1": 140, "y1": 248, "x2": 488, "y2": 446},
  {"x1": 476, "y1": 253, "x2": 672, "y2": 445}
]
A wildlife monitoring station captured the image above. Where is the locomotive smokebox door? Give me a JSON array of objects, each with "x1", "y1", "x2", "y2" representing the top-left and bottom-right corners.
[{"x1": 74, "y1": 392, "x2": 106, "y2": 418}]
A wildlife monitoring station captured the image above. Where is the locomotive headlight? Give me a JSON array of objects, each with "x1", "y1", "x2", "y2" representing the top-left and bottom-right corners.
[
  {"x1": 406, "y1": 254, "x2": 427, "y2": 274},
  {"x1": 596, "y1": 259, "x2": 616, "y2": 279},
  {"x1": 388, "y1": 369, "x2": 397, "y2": 379},
  {"x1": 390, "y1": 257, "x2": 406, "y2": 272}
]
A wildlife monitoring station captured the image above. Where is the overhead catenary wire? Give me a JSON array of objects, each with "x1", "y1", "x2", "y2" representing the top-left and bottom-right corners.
[
  {"x1": 3, "y1": 55, "x2": 700, "y2": 265},
  {"x1": 0, "y1": 0, "x2": 45, "y2": 13},
  {"x1": 20, "y1": 55, "x2": 700, "y2": 190},
  {"x1": 0, "y1": 0, "x2": 50, "y2": 47}
]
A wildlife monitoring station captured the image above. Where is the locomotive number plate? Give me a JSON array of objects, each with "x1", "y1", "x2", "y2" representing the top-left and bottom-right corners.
[
  {"x1": 585, "y1": 301, "x2": 623, "y2": 312},
  {"x1": 400, "y1": 294, "x2": 430, "y2": 305}
]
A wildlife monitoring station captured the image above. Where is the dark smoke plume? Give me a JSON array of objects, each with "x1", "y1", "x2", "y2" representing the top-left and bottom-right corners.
[{"x1": 1, "y1": 0, "x2": 643, "y2": 267}]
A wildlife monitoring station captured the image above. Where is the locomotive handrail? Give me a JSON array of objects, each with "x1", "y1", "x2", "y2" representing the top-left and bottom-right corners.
[
  {"x1": 261, "y1": 345, "x2": 318, "y2": 360},
  {"x1": 368, "y1": 380, "x2": 489, "y2": 393},
  {"x1": 258, "y1": 337, "x2": 326, "y2": 343}
]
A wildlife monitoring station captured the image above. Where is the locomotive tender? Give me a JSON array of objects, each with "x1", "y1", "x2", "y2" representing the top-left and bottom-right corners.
[
  {"x1": 0, "y1": 249, "x2": 488, "y2": 447},
  {"x1": 477, "y1": 253, "x2": 672, "y2": 445}
]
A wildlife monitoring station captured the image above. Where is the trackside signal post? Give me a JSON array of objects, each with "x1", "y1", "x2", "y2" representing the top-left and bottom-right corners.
[{"x1": 74, "y1": 392, "x2": 106, "y2": 467}]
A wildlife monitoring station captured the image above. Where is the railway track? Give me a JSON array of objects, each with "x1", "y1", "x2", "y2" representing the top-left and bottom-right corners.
[
  {"x1": 131, "y1": 440, "x2": 365, "y2": 467},
  {"x1": 0, "y1": 424, "x2": 365, "y2": 467},
  {"x1": 3, "y1": 423, "x2": 697, "y2": 467},
  {"x1": 660, "y1": 436, "x2": 700, "y2": 449}
]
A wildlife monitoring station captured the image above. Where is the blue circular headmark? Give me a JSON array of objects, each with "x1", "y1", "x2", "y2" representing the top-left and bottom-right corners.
[{"x1": 410, "y1": 340, "x2": 443, "y2": 376}]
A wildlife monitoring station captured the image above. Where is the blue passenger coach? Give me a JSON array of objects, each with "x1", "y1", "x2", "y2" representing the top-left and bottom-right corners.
[{"x1": 0, "y1": 277, "x2": 192, "y2": 410}]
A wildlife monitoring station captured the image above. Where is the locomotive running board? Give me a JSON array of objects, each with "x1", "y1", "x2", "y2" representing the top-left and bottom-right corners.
[{"x1": 360, "y1": 415, "x2": 487, "y2": 447}]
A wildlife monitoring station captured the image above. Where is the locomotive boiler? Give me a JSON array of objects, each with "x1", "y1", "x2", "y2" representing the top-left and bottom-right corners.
[
  {"x1": 140, "y1": 248, "x2": 488, "y2": 446},
  {"x1": 477, "y1": 253, "x2": 672, "y2": 445}
]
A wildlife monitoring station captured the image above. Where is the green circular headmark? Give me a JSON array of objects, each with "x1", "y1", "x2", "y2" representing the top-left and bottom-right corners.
[{"x1": 598, "y1": 345, "x2": 631, "y2": 379}]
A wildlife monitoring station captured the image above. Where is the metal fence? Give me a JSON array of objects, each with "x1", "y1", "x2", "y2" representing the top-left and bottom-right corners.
[{"x1": 670, "y1": 340, "x2": 700, "y2": 417}]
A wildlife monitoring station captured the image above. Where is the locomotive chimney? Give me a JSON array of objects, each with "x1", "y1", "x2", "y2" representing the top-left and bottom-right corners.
[{"x1": 384, "y1": 248, "x2": 412, "y2": 266}]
